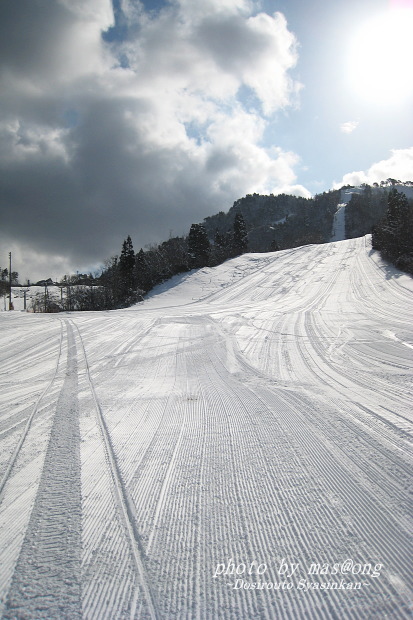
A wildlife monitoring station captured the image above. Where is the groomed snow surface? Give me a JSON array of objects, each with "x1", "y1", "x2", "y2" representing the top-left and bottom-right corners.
[{"x1": 0, "y1": 236, "x2": 412, "y2": 619}]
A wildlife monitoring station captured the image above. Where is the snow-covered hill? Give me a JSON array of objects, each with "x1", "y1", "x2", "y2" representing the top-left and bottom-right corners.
[{"x1": 0, "y1": 237, "x2": 412, "y2": 619}]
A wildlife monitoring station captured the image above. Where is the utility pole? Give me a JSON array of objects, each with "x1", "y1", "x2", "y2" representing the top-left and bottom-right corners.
[{"x1": 9, "y1": 252, "x2": 12, "y2": 311}]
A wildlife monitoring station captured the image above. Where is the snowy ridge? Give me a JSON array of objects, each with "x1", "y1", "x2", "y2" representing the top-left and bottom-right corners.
[{"x1": 0, "y1": 236, "x2": 412, "y2": 619}]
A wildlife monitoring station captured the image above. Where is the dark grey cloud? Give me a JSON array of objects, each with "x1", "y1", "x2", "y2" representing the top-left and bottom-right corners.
[
  {"x1": 0, "y1": 1, "x2": 71, "y2": 77},
  {"x1": 0, "y1": 0, "x2": 307, "y2": 281}
]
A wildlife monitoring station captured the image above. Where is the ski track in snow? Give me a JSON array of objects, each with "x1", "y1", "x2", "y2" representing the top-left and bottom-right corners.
[
  {"x1": 3, "y1": 321, "x2": 82, "y2": 619},
  {"x1": 0, "y1": 236, "x2": 412, "y2": 619}
]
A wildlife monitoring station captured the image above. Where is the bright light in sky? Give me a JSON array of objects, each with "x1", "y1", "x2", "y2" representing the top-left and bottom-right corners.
[{"x1": 347, "y1": 8, "x2": 413, "y2": 104}]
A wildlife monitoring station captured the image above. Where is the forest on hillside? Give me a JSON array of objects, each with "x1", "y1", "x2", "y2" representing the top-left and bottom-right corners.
[
  {"x1": 4, "y1": 181, "x2": 412, "y2": 312},
  {"x1": 32, "y1": 189, "x2": 341, "y2": 311},
  {"x1": 371, "y1": 187, "x2": 413, "y2": 274}
]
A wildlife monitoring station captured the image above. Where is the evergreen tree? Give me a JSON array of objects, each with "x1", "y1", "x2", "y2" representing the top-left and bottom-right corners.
[
  {"x1": 136, "y1": 248, "x2": 153, "y2": 292},
  {"x1": 98, "y1": 255, "x2": 120, "y2": 307},
  {"x1": 188, "y1": 224, "x2": 210, "y2": 268},
  {"x1": 118, "y1": 235, "x2": 136, "y2": 301},
  {"x1": 386, "y1": 189, "x2": 412, "y2": 260},
  {"x1": 119, "y1": 235, "x2": 135, "y2": 273},
  {"x1": 232, "y1": 212, "x2": 248, "y2": 256},
  {"x1": 372, "y1": 188, "x2": 413, "y2": 273},
  {"x1": 210, "y1": 228, "x2": 232, "y2": 265}
]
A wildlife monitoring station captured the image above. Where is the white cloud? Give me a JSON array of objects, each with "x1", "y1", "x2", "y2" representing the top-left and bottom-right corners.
[
  {"x1": 0, "y1": 0, "x2": 305, "y2": 280},
  {"x1": 334, "y1": 148, "x2": 413, "y2": 187},
  {"x1": 272, "y1": 184, "x2": 312, "y2": 199},
  {"x1": 340, "y1": 120, "x2": 359, "y2": 134},
  {"x1": 0, "y1": 120, "x2": 70, "y2": 163},
  {"x1": 120, "y1": 2, "x2": 300, "y2": 113}
]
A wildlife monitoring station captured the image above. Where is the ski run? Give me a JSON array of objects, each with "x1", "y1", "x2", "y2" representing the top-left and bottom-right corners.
[{"x1": 0, "y1": 235, "x2": 412, "y2": 619}]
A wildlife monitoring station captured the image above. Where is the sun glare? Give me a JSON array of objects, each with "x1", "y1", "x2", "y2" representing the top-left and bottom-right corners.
[{"x1": 347, "y1": 8, "x2": 413, "y2": 104}]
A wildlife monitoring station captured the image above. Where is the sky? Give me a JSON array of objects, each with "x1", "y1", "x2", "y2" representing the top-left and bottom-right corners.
[{"x1": 1, "y1": 0, "x2": 412, "y2": 282}]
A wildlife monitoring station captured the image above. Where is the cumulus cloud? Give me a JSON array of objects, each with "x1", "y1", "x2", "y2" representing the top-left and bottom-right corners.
[
  {"x1": 340, "y1": 120, "x2": 359, "y2": 134},
  {"x1": 0, "y1": 0, "x2": 303, "y2": 280},
  {"x1": 334, "y1": 148, "x2": 413, "y2": 187}
]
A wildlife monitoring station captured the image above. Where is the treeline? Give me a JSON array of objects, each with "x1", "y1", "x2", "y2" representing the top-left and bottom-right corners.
[
  {"x1": 97, "y1": 212, "x2": 249, "y2": 309},
  {"x1": 345, "y1": 180, "x2": 413, "y2": 238},
  {"x1": 345, "y1": 185, "x2": 388, "y2": 238},
  {"x1": 372, "y1": 188, "x2": 413, "y2": 274},
  {"x1": 68, "y1": 189, "x2": 339, "y2": 311},
  {"x1": 30, "y1": 283, "x2": 108, "y2": 313},
  {"x1": 84, "y1": 184, "x2": 412, "y2": 310},
  {"x1": 29, "y1": 182, "x2": 412, "y2": 312},
  {"x1": 22, "y1": 188, "x2": 338, "y2": 312},
  {"x1": 0, "y1": 268, "x2": 19, "y2": 288},
  {"x1": 29, "y1": 212, "x2": 248, "y2": 311},
  {"x1": 204, "y1": 190, "x2": 339, "y2": 252},
  {"x1": 0, "y1": 268, "x2": 19, "y2": 300}
]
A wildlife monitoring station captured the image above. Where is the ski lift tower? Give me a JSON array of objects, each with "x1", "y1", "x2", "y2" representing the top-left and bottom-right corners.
[{"x1": 20, "y1": 288, "x2": 29, "y2": 311}]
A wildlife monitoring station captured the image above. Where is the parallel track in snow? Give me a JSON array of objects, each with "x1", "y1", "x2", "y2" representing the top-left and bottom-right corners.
[
  {"x1": 0, "y1": 319, "x2": 66, "y2": 616},
  {"x1": 70, "y1": 320, "x2": 160, "y2": 620},
  {"x1": 0, "y1": 319, "x2": 64, "y2": 499}
]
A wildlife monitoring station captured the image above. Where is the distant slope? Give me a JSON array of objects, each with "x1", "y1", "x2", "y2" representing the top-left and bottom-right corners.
[
  {"x1": 330, "y1": 203, "x2": 346, "y2": 241},
  {"x1": 141, "y1": 234, "x2": 410, "y2": 312}
]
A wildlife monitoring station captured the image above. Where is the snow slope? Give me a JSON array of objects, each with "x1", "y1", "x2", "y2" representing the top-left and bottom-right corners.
[
  {"x1": 0, "y1": 236, "x2": 412, "y2": 619},
  {"x1": 330, "y1": 203, "x2": 346, "y2": 241}
]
